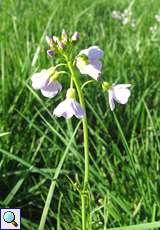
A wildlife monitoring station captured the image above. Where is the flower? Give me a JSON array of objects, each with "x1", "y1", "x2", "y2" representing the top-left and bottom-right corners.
[
  {"x1": 108, "y1": 84, "x2": 131, "y2": 111},
  {"x1": 31, "y1": 68, "x2": 62, "y2": 98},
  {"x1": 111, "y1": 8, "x2": 136, "y2": 28},
  {"x1": 131, "y1": 19, "x2": 136, "y2": 28},
  {"x1": 122, "y1": 17, "x2": 130, "y2": 25},
  {"x1": 76, "y1": 46, "x2": 103, "y2": 80},
  {"x1": 155, "y1": 14, "x2": 160, "y2": 23},
  {"x1": 149, "y1": 25, "x2": 157, "y2": 33},
  {"x1": 53, "y1": 88, "x2": 85, "y2": 119},
  {"x1": 71, "y1": 32, "x2": 79, "y2": 42},
  {"x1": 112, "y1": 10, "x2": 122, "y2": 20}
]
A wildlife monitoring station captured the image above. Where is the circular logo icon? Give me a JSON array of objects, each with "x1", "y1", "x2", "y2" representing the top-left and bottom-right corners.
[{"x1": 3, "y1": 211, "x2": 18, "y2": 227}]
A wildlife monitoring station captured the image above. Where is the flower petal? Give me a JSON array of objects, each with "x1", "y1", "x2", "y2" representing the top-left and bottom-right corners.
[
  {"x1": 71, "y1": 100, "x2": 85, "y2": 118},
  {"x1": 31, "y1": 69, "x2": 49, "y2": 90},
  {"x1": 41, "y1": 81, "x2": 62, "y2": 98},
  {"x1": 79, "y1": 46, "x2": 103, "y2": 60},
  {"x1": 53, "y1": 99, "x2": 85, "y2": 119},
  {"x1": 114, "y1": 84, "x2": 131, "y2": 89},
  {"x1": 53, "y1": 99, "x2": 74, "y2": 118},
  {"x1": 90, "y1": 59, "x2": 102, "y2": 71},
  {"x1": 79, "y1": 63, "x2": 101, "y2": 80},
  {"x1": 79, "y1": 48, "x2": 89, "y2": 57},
  {"x1": 88, "y1": 46, "x2": 104, "y2": 60},
  {"x1": 108, "y1": 90, "x2": 115, "y2": 111},
  {"x1": 113, "y1": 85, "x2": 131, "y2": 104}
]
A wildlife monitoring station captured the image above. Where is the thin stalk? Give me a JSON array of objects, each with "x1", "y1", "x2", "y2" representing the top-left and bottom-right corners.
[
  {"x1": 65, "y1": 55, "x2": 90, "y2": 230},
  {"x1": 70, "y1": 77, "x2": 73, "y2": 88}
]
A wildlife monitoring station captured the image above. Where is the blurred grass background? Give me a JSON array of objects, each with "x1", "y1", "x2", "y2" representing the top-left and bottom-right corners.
[{"x1": 0, "y1": 0, "x2": 160, "y2": 229}]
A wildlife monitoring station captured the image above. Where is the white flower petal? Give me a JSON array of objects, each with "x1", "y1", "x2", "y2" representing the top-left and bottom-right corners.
[
  {"x1": 114, "y1": 84, "x2": 131, "y2": 89},
  {"x1": 108, "y1": 84, "x2": 131, "y2": 111},
  {"x1": 76, "y1": 59, "x2": 102, "y2": 80},
  {"x1": 81, "y1": 64, "x2": 101, "y2": 80},
  {"x1": 31, "y1": 69, "x2": 49, "y2": 90},
  {"x1": 53, "y1": 99, "x2": 85, "y2": 119},
  {"x1": 113, "y1": 88, "x2": 131, "y2": 104},
  {"x1": 41, "y1": 81, "x2": 62, "y2": 98},
  {"x1": 108, "y1": 90, "x2": 115, "y2": 111},
  {"x1": 79, "y1": 48, "x2": 89, "y2": 57},
  {"x1": 53, "y1": 99, "x2": 74, "y2": 118},
  {"x1": 112, "y1": 84, "x2": 131, "y2": 104}
]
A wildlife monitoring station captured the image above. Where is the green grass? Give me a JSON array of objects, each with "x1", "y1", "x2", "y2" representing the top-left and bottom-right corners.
[{"x1": 0, "y1": 0, "x2": 160, "y2": 229}]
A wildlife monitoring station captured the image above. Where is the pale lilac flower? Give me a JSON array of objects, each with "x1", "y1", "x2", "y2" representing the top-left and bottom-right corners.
[
  {"x1": 53, "y1": 99, "x2": 85, "y2": 118},
  {"x1": 112, "y1": 10, "x2": 122, "y2": 20},
  {"x1": 40, "y1": 79, "x2": 62, "y2": 98},
  {"x1": 53, "y1": 88, "x2": 85, "y2": 119},
  {"x1": 122, "y1": 17, "x2": 130, "y2": 25},
  {"x1": 76, "y1": 46, "x2": 103, "y2": 80},
  {"x1": 155, "y1": 14, "x2": 160, "y2": 23},
  {"x1": 123, "y1": 9, "x2": 132, "y2": 17},
  {"x1": 31, "y1": 69, "x2": 62, "y2": 98},
  {"x1": 131, "y1": 19, "x2": 136, "y2": 28},
  {"x1": 112, "y1": 8, "x2": 135, "y2": 28},
  {"x1": 108, "y1": 84, "x2": 131, "y2": 111},
  {"x1": 149, "y1": 25, "x2": 157, "y2": 33}
]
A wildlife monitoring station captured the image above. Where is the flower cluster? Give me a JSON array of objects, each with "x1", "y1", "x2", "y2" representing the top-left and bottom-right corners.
[
  {"x1": 155, "y1": 13, "x2": 160, "y2": 23},
  {"x1": 112, "y1": 8, "x2": 136, "y2": 28},
  {"x1": 149, "y1": 13, "x2": 160, "y2": 34},
  {"x1": 31, "y1": 30, "x2": 131, "y2": 119},
  {"x1": 46, "y1": 30, "x2": 79, "y2": 57}
]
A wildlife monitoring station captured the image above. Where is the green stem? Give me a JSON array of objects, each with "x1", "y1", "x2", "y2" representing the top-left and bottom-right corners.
[{"x1": 65, "y1": 55, "x2": 90, "y2": 229}]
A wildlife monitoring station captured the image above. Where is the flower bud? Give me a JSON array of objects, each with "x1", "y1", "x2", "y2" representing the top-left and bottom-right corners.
[
  {"x1": 102, "y1": 82, "x2": 111, "y2": 91},
  {"x1": 47, "y1": 50, "x2": 54, "y2": 57},
  {"x1": 58, "y1": 41, "x2": 65, "y2": 50},
  {"x1": 61, "y1": 29, "x2": 68, "y2": 44},
  {"x1": 45, "y1": 35, "x2": 54, "y2": 47},
  {"x1": 71, "y1": 32, "x2": 79, "y2": 42},
  {"x1": 53, "y1": 36, "x2": 59, "y2": 43}
]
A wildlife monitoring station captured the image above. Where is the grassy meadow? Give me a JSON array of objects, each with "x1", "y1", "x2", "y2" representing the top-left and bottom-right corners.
[{"x1": 0, "y1": 0, "x2": 160, "y2": 229}]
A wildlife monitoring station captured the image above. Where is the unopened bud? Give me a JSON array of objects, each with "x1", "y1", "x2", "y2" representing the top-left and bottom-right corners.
[
  {"x1": 102, "y1": 82, "x2": 111, "y2": 91},
  {"x1": 58, "y1": 41, "x2": 65, "y2": 50},
  {"x1": 45, "y1": 35, "x2": 54, "y2": 47},
  {"x1": 47, "y1": 50, "x2": 54, "y2": 57},
  {"x1": 71, "y1": 32, "x2": 79, "y2": 42},
  {"x1": 61, "y1": 29, "x2": 68, "y2": 44},
  {"x1": 52, "y1": 36, "x2": 59, "y2": 43}
]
